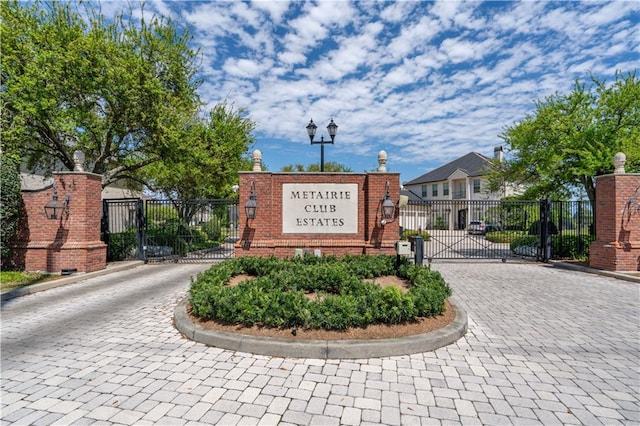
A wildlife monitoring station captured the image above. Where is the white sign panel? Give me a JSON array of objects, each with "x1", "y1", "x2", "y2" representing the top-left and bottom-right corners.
[{"x1": 282, "y1": 183, "x2": 358, "y2": 234}]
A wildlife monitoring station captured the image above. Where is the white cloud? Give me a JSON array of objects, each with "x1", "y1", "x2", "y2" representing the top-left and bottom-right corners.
[
  {"x1": 379, "y1": 1, "x2": 416, "y2": 23},
  {"x1": 251, "y1": 0, "x2": 292, "y2": 24},
  {"x1": 386, "y1": 15, "x2": 442, "y2": 61},
  {"x1": 92, "y1": 0, "x2": 638, "y2": 177},
  {"x1": 223, "y1": 58, "x2": 273, "y2": 79}
]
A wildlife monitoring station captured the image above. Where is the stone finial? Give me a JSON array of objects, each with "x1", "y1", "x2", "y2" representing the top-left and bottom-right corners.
[
  {"x1": 377, "y1": 150, "x2": 387, "y2": 172},
  {"x1": 73, "y1": 150, "x2": 85, "y2": 172},
  {"x1": 613, "y1": 152, "x2": 626, "y2": 174},
  {"x1": 252, "y1": 149, "x2": 262, "y2": 172}
]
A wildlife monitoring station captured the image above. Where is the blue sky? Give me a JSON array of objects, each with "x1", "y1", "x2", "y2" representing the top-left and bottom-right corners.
[{"x1": 103, "y1": 1, "x2": 639, "y2": 183}]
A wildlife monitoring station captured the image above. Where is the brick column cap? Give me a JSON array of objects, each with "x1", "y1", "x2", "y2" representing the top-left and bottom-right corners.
[
  {"x1": 595, "y1": 173, "x2": 640, "y2": 180},
  {"x1": 53, "y1": 171, "x2": 103, "y2": 178}
]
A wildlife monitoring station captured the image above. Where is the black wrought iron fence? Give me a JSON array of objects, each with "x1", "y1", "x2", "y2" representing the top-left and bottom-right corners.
[
  {"x1": 144, "y1": 199, "x2": 239, "y2": 262},
  {"x1": 398, "y1": 199, "x2": 593, "y2": 261},
  {"x1": 101, "y1": 198, "x2": 143, "y2": 261},
  {"x1": 102, "y1": 198, "x2": 239, "y2": 263},
  {"x1": 548, "y1": 200, "x2": 594, "y2": 260}
]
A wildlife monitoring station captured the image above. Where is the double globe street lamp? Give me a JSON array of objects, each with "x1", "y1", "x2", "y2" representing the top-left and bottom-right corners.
[{"x1": 306, "y1": 118, "x2": 338, "y2": 172}]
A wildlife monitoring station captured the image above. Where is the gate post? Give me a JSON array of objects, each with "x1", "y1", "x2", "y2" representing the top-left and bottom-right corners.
[
  {"x1": 9, "y1": 170, "x2": 107, "y2": 273},
  {"x1": 136, "y1": 199, "x2": 146, "y2": 261},
  {"x1": 101, "y1": 199, "x2": 110, "y2": 259},
  {"x1": 539, "y1": 199, "x2": 551, "y2": 262},
  {"x1": 589, "y1": 153, "x2": 640, "y2": 271}
]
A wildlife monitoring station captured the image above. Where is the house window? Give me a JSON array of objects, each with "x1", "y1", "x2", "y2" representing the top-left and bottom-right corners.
[
  {"x1": 443, "y1": 182, "x2": 449, "y2": 196},
  {"x1": 432, "y1": 184, "x2": 438, "y2": 197},
  {"x1": 421, "y1": 185, "x2": 428, "y2": 197},
  {"x1": 473, "y1": 179, "x2": 481, "y2": 193}
]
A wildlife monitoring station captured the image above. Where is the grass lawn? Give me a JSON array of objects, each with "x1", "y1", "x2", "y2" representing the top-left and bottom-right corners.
[{"x1": 0, "y1": 271, "x2": 60, "y2": 292}]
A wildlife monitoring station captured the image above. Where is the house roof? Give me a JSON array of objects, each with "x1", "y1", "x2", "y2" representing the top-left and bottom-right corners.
[
  {"x1": 404, "y1": 152, "x2": 492, "y2": 185},
  {"x1": 400, "y1": 188, "x2": 425, "y2": 202},
  {"x1": 20, "y1": 172, "x2": 144, "y2": 199},
  {"x1": 20, "y1": 172, "x2": 53, "y2": 191}
]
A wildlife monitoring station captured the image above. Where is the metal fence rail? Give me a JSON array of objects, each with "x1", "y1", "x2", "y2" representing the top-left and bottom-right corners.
[
  {"x1": 101, "y1": 198, "x2": 143, "y2": 262},
  {"x1": 102, "y1": 198, "x2": 239, "y2": 263},
  {"x1": 399, "y1": 199, "x2": 593, "y2": 261},
  {"x1": 548, "y1": 200, "x2": 594, "y2": 260},
  {"x1": 144, "y1": 199, "x2": 239, "y2": 262},
  {"x1": 103, "y1": 197, "x2": 592, "y2": 263}
]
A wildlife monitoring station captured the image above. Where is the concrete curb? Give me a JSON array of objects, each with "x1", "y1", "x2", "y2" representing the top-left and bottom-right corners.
[
  {"x1": 549, "y1": 261, "x2": 640, "y2": 284},
  {"x1": 174, "y1": 297, "x2": 468, "y2": 359},
  {"x1": 1, "y1": 261, "x2": 145, "y2": 301}
]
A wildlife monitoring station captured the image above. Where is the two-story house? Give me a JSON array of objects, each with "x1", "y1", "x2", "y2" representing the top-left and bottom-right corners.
[{"x1": 401, "y1": 146, "x2": 515, "y2": 231}]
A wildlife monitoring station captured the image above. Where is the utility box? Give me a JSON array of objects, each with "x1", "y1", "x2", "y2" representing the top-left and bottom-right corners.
[{"x1": 395, "y1": 241, "x2": 411, "y2": 256}]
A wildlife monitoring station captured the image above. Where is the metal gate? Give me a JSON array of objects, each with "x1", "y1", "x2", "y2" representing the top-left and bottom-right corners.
[
  {"x1": 102, "y1": 198, "x2": 239, "y2": 263},
  {"x1": 399, "y1": 199, "x2": 593, "y2": 262},
  {"x1": 102, "y1": 198, "x2": 144, "y2": 262}
]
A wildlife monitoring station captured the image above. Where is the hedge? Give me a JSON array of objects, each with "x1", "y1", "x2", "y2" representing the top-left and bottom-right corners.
[{"x1": 189, "y1": 255, "x2": 451, "y2": 330}]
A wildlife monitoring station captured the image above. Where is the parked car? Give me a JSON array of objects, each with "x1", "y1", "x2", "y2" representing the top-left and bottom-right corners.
[
  {"x1": 468, "y1": 221, "x2": 486, "y2": 235},
  {"x1": 469, "y1": 221, "x2": 503, "y2": 235}
]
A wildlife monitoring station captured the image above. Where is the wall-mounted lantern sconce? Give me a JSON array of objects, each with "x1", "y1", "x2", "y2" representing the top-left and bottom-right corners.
[
  {"x1": 44, "y1": 185, "x2": 71, "y2": 220},
  {"x1": 245, "y1": 181, "x2": 258, "y2": 220},
  {"x1": 381, "y1": 181, "x2": 395, "y2": 225}
]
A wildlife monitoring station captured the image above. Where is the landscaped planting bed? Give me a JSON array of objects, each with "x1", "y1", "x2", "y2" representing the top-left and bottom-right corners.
[{"x1": 189, "y1": 255, "x2": 451, "y2": 331}]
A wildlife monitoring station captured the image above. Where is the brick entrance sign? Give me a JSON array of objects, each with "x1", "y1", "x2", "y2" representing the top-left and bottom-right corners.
[
  {"x1": 236, "y1": 151, "x2": 400, "y2": 257},
  {"x1": 590, "y1": 153, "x2": 640, "y2": 271},
  {"x1": 9, "y1": 171, "x2": 107, "y2": 273}
]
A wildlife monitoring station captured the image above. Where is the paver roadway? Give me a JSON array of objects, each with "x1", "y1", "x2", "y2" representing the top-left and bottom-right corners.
[{"x1": 1, "y1": 261, "x2": 638, "y2": 425}]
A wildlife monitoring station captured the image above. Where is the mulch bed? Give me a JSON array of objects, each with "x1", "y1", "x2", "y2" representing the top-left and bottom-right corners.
[{"x1": 187, "y1": 274, "x2": 456, "y2": 341}]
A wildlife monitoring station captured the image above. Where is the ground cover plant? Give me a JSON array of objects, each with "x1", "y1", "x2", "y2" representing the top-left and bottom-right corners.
[
  {"x1": 189, "y1": 255, "x2": 451, "y2": 331},
  {"x1": 0, "y1": 271, "x2": 55, "y2": 292}
]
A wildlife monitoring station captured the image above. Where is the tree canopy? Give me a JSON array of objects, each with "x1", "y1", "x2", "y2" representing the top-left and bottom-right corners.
[
  {"x1": 491, "y1": 71, "x2": 640, "y2": 210},
  {"x1": 0, "y1": 1, "x2": 205, "y2": 187},
  {"x1": 280, "y1": 162, "x2": 353, "y2": 172},
  {"x1": 144, "y1": 102, "x2": 256, "y2": 200}
]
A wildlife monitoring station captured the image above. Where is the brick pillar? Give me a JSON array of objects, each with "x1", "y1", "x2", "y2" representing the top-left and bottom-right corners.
[
  {"x1": 589, "y1": 173, "x2": 640, "y2": 271},
  {"x1": 10, "y1": 172, "x2": 107, "y2": 273},
  {"x1": 364, "y1": 173, "x2": 400, "y2": 254}
]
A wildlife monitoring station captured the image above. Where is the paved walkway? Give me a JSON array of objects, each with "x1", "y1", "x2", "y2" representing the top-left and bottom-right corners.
[{"x1": 1, "y1": 262, "x2": 638, "y2": 425}]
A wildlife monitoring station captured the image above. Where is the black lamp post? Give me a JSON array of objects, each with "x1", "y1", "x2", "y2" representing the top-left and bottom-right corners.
[{"x1": 306, "y1": 118, "x2": 338, "y2": 172}]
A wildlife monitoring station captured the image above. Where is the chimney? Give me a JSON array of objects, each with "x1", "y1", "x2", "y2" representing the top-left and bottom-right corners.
[{"x1": 494, "y1": 146, "x2": 503, "y2": 162}]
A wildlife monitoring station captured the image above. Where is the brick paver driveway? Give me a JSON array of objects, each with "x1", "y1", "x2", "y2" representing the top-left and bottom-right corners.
[{"x1": 1, "y1": 262, "x2": 638, "y2": 425}]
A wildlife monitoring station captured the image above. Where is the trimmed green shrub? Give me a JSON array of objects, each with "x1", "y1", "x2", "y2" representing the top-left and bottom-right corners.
[
  {"x1": 550, "y1": 235, "x2": 593, "y2": 260},
  {"x1": 1, "y1": 154, "x2": 21, "y2": 261},
  {"x1": 201, "y1": 216, "x2": 224, "y2": 243},
  {"x1": 510, "y1": 234, "x2": 593, "y2": 260},
  {"x1": 106, "y1": 228, "x2": 137, "y2": 261},
  {"x1": 485, "y1": 231, "x2": 526, "y2": 244},
  {"x1": 401, "y1": 229, "x2": 431, "y2": 242},
  {"x1": 189, "y1": 255, "x2": 452, "y2": 330}
]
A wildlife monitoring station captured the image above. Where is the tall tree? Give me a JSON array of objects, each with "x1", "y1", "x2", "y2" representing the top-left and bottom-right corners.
[
  {"x1": 1, "y1": 1, "x2": 200, "y2": 187},
  {"x1": 144, "y1": 102, "x2": 256, "y2": 200},
  {"x1": 281, "y1": 162, "x2": 353, "y2": 172},
  {"x1": 491, "y1": 71, "x2": 640, "y2": 212}
]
